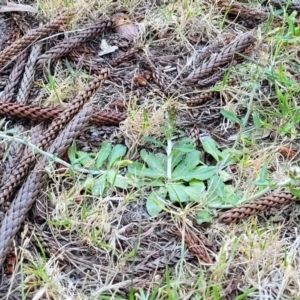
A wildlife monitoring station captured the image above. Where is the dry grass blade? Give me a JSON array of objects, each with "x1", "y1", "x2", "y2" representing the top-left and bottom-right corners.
[
  {"x1": 218, "y1": 192, "x2": 297, "y2": 224},
  {"x1": 37, "y1": 20, "x2": 113, "y2": 65},
  {"x1": 184, "y1": 32, "x2": 256, "y2": 85},
  {"x1": 0, "y1": 12, "x2": 73, "y2": 68}
]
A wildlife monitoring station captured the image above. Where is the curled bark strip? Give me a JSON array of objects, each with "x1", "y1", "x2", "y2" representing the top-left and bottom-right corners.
[
  {"x1": 186, "y1": 92, "x2": 218, "y2": 107},
  {"x1": 0, "y1": 103, "x2": 93, "y2": 268},
  {"x1": 218, "y1": 192, "x2": 297, "y2": 224},
  {"x1": 0, "y1": 102, "x2": 126, "y2": 126},
  {"x1": 0, "y1": 13, "x2": 73, "y2": 68},
  {"x1": 0, "y1": 51, "x2": 29, "y2": 103},
  {"x1": 171, "y1": 226, "x2": 212, "y2": 264},
  {"x1": 270, "y1": 0, "x2": 300, "y2": 11},
  {"x1": 184, "y1": 32, "x2": 256, "y2": 85},
  {"x1": 1, "y1": 124, "x2": 45, "y2": 212},
  {"x1": 67, "y1": 51, "x2": 107, "y2": 74},
  {"x1": 215, "y1": 0, "x2": 269, "y2": 21},
  {"x1": 0, "y1": 126, "x2": 25, "y2": 186},
  {"x1": 37, "y1": 20, "x2": 113, "y2": 65},
  {"x1": 16, "y1": 43, "x2": 42, "y2": 103},
  {"x1": 111, "y1": 45, "x2": 141, "y2": 67}
]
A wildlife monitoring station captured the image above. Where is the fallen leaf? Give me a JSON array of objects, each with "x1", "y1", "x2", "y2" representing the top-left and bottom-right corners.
[
  {"x1": 279, "y1": 146, "x2": 297, "y2": 159},
  {"x1": 98, "y1": 39, "x2": 118, "y2": 56},
  {"x1": 113, "y1": 13, "x2": 139, "y2": 41},
  {"x1": 134, "y1": 74, "x2": 147, "y2": 86}
]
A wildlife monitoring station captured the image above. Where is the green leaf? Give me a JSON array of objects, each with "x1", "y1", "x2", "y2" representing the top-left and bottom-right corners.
[
  {"x1": 208, "y1": 175, "x2": 225, "y2": 198},
  {"x1": 128, "y1": 162, "x2": 165, "y2": 179},
  {"x1": 218, "y1": 170, "x2": 232, "y2": 182},
  {"x1": 184, "y1": 183, "x2": 206, "y2": 201},
  {"x1": 126, "y1": 173, "x2": 165, "y2": 187},
  {"x1": 76, "y1": 151, "x2": 94, "y2": 167},
  {"x1": 146, "y1": 188, "x2": 167, "y2": 217},
  {"x1": 252, "y1": 112, "x2": 262, "y2": 129},
  {"x1": 68, "y1": 142, "x2": 77, "y2": 165},
  {"x1": 171, "y1": 151, "x2": 186, "y2": 170},
  {"x1": 172, "y1": 141, "x2": 195, "y2": 152},
  {"x1": 155, "y1": 153, "x2": 167, "y2": 170},
  {"x1": 114, "y1": 160, "x2": 132, "y2": 168},
  {"x1": 166, "y1": 183, "x2": 205, "y2": 203},
  {"x1": 95, "y1": 142, "x2": 112, "y2": 169},
  {"x1": 290, "y1": 188, "x2": 300, "y2": 198},
  {"x1": 172, "y1": 150, "x2": 202, "y2": 180},
  {"x1": 173, "y1": 166, "x2": 218, "y2": 181},
  {"x1": 167, "y1": 183, "x2": 190, "y2": 202},
  {"x1": 144, "y1": 136, "x2": 165, "y2": 147},
  {"x1": 224, "y1": 185, "x2": 240, "y2": 204},
  {"x1": 80, "y1": 174, "x2": 94, "y2": 190},
  {"x1": 106, "y1": 170, "x2": 128, "y2": 189},
  {"x1": 141, "y1": 149, "x2": 166, "y2": 175},
  {"x1": 202, "y1": 137, "x2": 221, "y2": 162},
  {"x1": 91, "y1": 174, "x2": 107, "y2": 196},
  {"x1": 196, "y1": 210, "x2": 212, "y2": 225},
  {"x1": 107, "y1": 144, "x2": 127, "y2": 168},
  {"x1": 220, "y1": 148, "x2": 244, "y2": 165},
  {"x1": 221, "y1": 109, "x2": 241, "y2": 125}
]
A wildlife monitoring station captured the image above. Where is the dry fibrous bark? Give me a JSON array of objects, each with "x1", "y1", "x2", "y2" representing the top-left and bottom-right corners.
[
  {"x1": 184, "y1": 32, "x2": 256, "y2": 85},
  {"x1": 67, "y1": 51, "x2": 107, "y2": 74},
  {"x1": 16, "y1": 43, "x2": 42, "y2": 103},
  {"x1": 0, "y1": 51, "x2": 28, "y2": 103},
  {"x1": 1, "y1": 124, "x2": 45, "y2": 212},
  {"x1": 0, "y1": 13, "x2": 73, "y2": 68},
  {"x1": 168, "y1": 225, "x2": 212, "y2": 264},
  {"x1": 0, "y1": 126, "x2": 25, "y2": 186},
  {"x1": 218, "y1": 192, "x2": 297, "y2": 224},
  {"x1": 111, "y1": 45, "x2": 142, "y2": 66},
  {"x1": 24, "y1": 222, "x2": 60, "y2": 257},
  {"x1": 0, "y1": 77, "x2": 8, "y2": 90},
  {"x1": 196, "y1": 68, "x2": 229, "y2": 88},
  {"x1": 214, "y1": 0, "x2": 269, "y2": 21},
  {"x1": 37, "y1": 20, "x2": 113, "y2": 65},
  {"x1": 0, "y1": 101, "x2": 126, "y2": 126},
  {"x1": 270, "y1": 0, "x2": 300, "y2": 11},
  {"x1": 0, "y1": 103, "x2": 93, "y2": 268},
  {"x1": 186, "y1": 91, "x2": 218, "y2": 106},
  {"x1": 0, "y1": 71, "x2": 108, "y2": 209}
]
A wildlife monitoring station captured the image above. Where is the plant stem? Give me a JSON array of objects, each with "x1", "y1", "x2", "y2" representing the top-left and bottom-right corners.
[
  {"x1": 0, "y1": 133, "x2": 104, "y2": 175},
  {"x1": 208, "y1": 177, "x2": 295, "y2": 209},
  {"x1": 166, "y1": 137, "x2": 173, "y2": 180}
]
